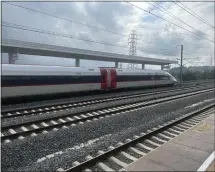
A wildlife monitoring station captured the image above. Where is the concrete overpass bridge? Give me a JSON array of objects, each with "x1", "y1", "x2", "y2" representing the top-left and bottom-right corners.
[{"x1": 2, "y1": 38, "x2": 178, "y2": 69}]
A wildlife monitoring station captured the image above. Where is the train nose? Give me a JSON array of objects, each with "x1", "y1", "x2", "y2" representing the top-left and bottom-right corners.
[
  {"x1": 173, "y1": 81, "x2": 178, "y2": 86},
  {"x1": 170, "y1": 76, "x2": 178, "y2": 86}
]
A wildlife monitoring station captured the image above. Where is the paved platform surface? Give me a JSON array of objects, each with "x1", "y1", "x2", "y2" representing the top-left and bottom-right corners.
[{"x1": 125, "y1": 109, "x2": 215, "y2": 171}]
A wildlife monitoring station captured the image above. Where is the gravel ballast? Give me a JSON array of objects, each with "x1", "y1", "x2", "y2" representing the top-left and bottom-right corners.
[
  {"x1": 2, "y1": 86, "x2": 213, "y2": 127},
  {"x1": 1, "y1": 91, "x2": 214, "y2": 172},
  {"x1": 2, "y1": 84, "x2": 211, "y2": 113},
  {"x1": 2, "y1": 86, "x2": 178, "y2": 111}
]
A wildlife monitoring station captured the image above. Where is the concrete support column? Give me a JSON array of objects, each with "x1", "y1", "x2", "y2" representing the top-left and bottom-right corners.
[
  {"x1": 115, "y1": 61, "x2": 119, "y2": 68},
  {"x1": 75, "y1": 58, "x2": 80, "y2": 67},
  {"x1": 161, "y1": 65, "x2": 164, "y2": 70},
  {"x1": 142, "y1": 64, "x2": 145, "y2": 69},
  {"x1": 8, "y1": 52, "x2": 18, "y2": 64}
]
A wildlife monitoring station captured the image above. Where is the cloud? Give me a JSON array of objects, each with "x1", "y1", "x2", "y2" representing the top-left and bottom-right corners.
[{"x1": 1, "y1": 1, "x2": 214, "y2": 69}]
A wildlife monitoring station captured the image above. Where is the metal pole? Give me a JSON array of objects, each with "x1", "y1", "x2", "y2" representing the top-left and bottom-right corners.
[
  {"x1": 161, "y1": 65, "x2": 164, "y2": 70},
  {"x1": 9, "y1": 52, "x2": 18, "y2": 64},
  {"x1": 75, "y1": 58, "x2": 80, "y2": 67},
  {"x1": 115, "y1": 61, "x2": 119, "y2": 68},
  {"x1": 180, "y1": 45, "x2": 183, "y2": 87}
]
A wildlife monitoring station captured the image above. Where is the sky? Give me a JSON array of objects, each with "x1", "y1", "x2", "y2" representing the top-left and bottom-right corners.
[{"x1": 1, "y1": 1, "x2": 214, "y2": 69}]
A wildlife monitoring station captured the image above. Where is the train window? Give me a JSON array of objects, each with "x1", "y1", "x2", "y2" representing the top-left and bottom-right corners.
[
  {"x1": 72, "y1": 76, "x2": 80, "y2": 79},
  {"x1": 2, "y1": 76, "x2": 16, "y2": 80},
  {"x1": 154, "y1": 75, "x2": 169, "y2": 80},
  {"x1": 21, "y1": 76, "x2": 32, "y2": 80},
  {"x1": 88, "y1": 69, "x2": 94, "y2": 71},
  {"x1": 160, "y1": 76, "x2": 169, "y2": 80},
  {"x1": 46, "y1": 76, "x2": 53, "y2": 79}
]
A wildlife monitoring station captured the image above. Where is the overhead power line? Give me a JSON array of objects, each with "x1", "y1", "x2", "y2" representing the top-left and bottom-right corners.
[
  {"x1": 2, "y1": 1, "x2": 128, "y2": 37},
  {"x1": 124, "y1": 1, "x2": 214, "y2": 43},
  {"x1": 2, "y1": 1, "x2": 179, "y2": 48},
  {"x1": 3, "y1": 1, "x2": 207, "y2": 52},
  {"x1": 2, "y1": 21, "x2": 128, "y2": 48},
  {"x1": 2, "y1": 21, "x2": 179, "y2": 57},
  {"x1": 174, "y1": 1, "x2": 214, "y2": 29},
  {"x1": 147, "y1": 2, "x2": 209, "y2": 37},
  {"x1": 183, "y1": 57, "x2": 201, "y2": 66}
]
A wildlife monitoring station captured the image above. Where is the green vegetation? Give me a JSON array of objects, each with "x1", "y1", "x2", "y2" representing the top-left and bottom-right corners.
[{"x1": 169, "y1": 66, "x2": 215, "y2": 81}]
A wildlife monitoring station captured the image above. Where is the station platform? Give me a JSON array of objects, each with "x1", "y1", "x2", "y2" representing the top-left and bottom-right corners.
[
  {"x1": 205, "y1": 160, "x2": 215, "y2": 171},
  {"x1": 125, "y1": 110, "x2": 215, "y2": 171}
]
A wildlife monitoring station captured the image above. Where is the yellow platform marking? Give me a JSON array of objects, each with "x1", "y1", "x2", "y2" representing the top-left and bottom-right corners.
[{"x1": 193, "y1": 123, "x2": 212, "y2": 132}]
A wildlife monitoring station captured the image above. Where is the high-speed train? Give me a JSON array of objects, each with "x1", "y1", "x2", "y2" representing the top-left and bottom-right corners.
[{"x1": 1, "y1": 64, "x2": 177, "y2": 99}]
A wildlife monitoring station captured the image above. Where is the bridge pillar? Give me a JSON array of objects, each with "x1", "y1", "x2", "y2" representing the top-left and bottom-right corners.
[
  {"x1": 161, "y1": 65, "x2": 164, "y2": 70},
  {"x1": 142, "y1": 64, "x2": 145, "y2": 69},
  {"x1": 75, "y1": 58, "x2": 80, "y2": 67},
  {"x1": 8, "y1": 52, "x2": 18, "y2": 64},
  {"x1": 115, "y1": 61, "x2": 119, "y2": 68}
]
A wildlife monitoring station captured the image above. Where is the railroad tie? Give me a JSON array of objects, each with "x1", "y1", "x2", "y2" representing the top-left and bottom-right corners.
[
  {"x1": 151, "y1": 136, "x2": 167, "y2": 143},
  {"x1": 21, "y1": 126, "x2": 29, "y2": 132},
  {"x1": 145, "y1": 139, "x2": 162, "y2": 147},
  {"x1": 97, "y1": 162, "x2": 114, "y2": 171},
  {"x1": 31, "y1": 124, "x2": 39, "y2": 129},
  {"x1": 128, "y1": 147, "x2": 146, "y2": 156},
  {"x1": 8, "y1": 129, "x2": 16, "y2": 134},
  {"x1": 158, "y1": 133, "x2": 172, "y2": 140},
  {"x1": 162, "y1": 130, "x2": 178, "y2": 137},
  {"x1": 109, "y1": 156, "x2": 128, "y2": 168},
  {"x1": 137, "y1": 143, "x2": 153, "y2": 151},
  {"x1": 119, "y1": 151, "x2": 138, "y2": 161},
  {"x1": 83, "y1": 168, "x2": 92, "y2": 172}
]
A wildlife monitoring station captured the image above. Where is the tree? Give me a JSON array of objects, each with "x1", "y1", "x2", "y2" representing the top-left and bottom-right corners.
[{"x1": 169, "y1": 66, "x2": 215, "y2": 81}]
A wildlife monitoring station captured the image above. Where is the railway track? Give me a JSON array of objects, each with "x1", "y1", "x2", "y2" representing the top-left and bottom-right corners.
[
  {"x1": 57, "y1": 104, "x2": 215, "y2": 172},
  {"x1": 182, "y1": 79, "x2": 214, "y2": 85},
  {"x1": 1, "y1": 88, "x2": 214, "y2": 143},
  {"x1": 3, "y1": 79, "x2": 212, "y2": 110},
  {"x1": 1, "y1": 84, "x2": 211, "y2": 119}
]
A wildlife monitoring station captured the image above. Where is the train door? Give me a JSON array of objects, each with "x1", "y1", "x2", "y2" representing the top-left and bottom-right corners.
[
  {"x1": 107, "y1": 69, "x2": 111, "y2": 88},
  {"x1": 110, "y1": 69, "x2": 117, "y2": 88},
  {"x1": 100, "y1": 68, "x2": 108, "y2": 89},
  {"x1": 100, "y1": 68, "x2": 117, "y2": 89}
]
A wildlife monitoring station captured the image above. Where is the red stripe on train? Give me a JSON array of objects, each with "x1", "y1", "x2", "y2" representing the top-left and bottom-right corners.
[{"x1": 100, "y1": 68, "x2": 108, "y2": 89}]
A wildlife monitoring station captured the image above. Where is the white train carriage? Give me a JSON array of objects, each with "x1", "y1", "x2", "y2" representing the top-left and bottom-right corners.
[
  {"x1": 1, "y1": 64, "x2": 177, "y2": 99},
  {"x1": 115, "y1": 68, "x2": 176, "y2": 89},
  {"x1": 2, "y1": 64, "x2": 101, "y2": 98},
  {"x1": 100, "y1": 68, "x2": 176, "y2": 90}
]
